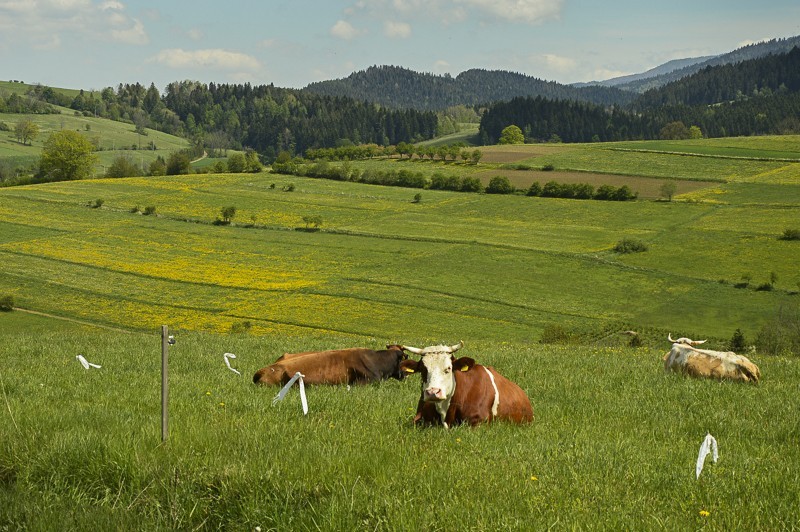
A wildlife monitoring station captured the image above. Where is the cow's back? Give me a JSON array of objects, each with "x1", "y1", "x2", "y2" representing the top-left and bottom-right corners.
[
  {"x1": 665, "y1": 345, "x2": 760, "y2": 383},
  {"x1": 254, "y1": 348, "x2": 399, "y2": 386}
]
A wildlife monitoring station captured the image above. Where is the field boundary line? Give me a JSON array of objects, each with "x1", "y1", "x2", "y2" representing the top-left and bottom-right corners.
[
  {"x1": 12, "y1": 307, "x2": 134, "y2": 333},
  {"x1": 605, "y1": 147, "x2": 800, "y2": 163}
]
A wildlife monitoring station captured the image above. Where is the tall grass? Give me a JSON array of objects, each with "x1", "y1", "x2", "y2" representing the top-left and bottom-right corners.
[{"x1": 1, "y1": 326, "x2": 798, "y2": 529}]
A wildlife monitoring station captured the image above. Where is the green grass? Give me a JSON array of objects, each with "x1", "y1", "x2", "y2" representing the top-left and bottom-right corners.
[
  {"x1": 0, "y1": 170, "x2": 796, "y2": 342},
  {"x1": 1, "y1": 328, "x2": 798, "y2": 529},
  {"x1": 1, "y1": 135, "x2": 799, "y2": 529},
  {"x1": 418, "y1": 123, "x2": 480, "y2": 147},
  {"x1": 609, "y1": 135, "x2": 800, "y2": 160},
  {"x1": 0, "y1": 108, "x2": 189, "y2": 176}
]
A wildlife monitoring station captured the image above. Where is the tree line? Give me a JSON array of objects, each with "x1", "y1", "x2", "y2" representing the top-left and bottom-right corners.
[{"x1": 24, "y1": 80, "x2": 439, "y2": 159}]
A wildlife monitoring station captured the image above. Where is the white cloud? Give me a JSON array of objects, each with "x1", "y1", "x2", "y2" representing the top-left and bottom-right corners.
[
  {"x1": 110, "y1": 18, "x2": 148, "y2": 45},
  {"x1": 543, "y1": 53, "x2": 576, "y2": 73},
  {"x1": 149, "y1": 48, "x2": 262, "y2": 71},
  {"x1": 592, "y1": 68, "x2": 630, "y2": 81},
  {"x1": 0, "y1": 0, "x2": 148, "y2": 47},
  {"x1": 187, "y1": 28, "x2": 204, "y2": 41},
  {"x1": 99, "y1": 0, "x2": 124, "y2": 10},
  {"x1": 455, "y1": 0, "x2": 563, "y2": 24},
  {"x1": 330, "y1": 20, "x2": 361, "y2": 40},
  {"x1": 433, "y1": 59, "x2": 450, "y2": 73},
  {"x1": 384, "y1": 20, "x2": 411, "y2": 38},
  {"x1": 347, "y1": 0, "x2": 562, "y2": 27}
]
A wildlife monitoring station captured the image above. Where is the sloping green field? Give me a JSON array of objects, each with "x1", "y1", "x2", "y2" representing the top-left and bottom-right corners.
[
  {"x1": 1, "y1": 137, "x2": 799, "y2": 530},
  {"x1": 0, "y1": 108, "x2": 189, "y2": 175},
  {"x1": 0, "y1": 164, "x2": 797, "y2": 342}
]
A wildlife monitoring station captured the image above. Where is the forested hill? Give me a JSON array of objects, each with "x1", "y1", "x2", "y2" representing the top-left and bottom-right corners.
[
  {"x1": 303, "y1": 65, "x2": 636, "y2": 111},
  {"x1": 9, "y1": 81, "x2": 438, "y2": 157},
  {"x1": 479, "y1": 46, "x2": 800, "y2": 144},
  {"x1": 632, "y1": 46, "x2": 800, "y2": 109},
  {"x1": 610, "y1": 35, "x2": 800, "y2": 93}
]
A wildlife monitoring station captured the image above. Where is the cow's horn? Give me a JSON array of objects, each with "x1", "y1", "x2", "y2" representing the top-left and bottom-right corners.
[
  {"x1": 668, "y1": 333, "x2": 676, "y2": 343},
  {"x1": 401, "y1": 345, "x2": 424, "y2": 354},
  {"x1": 447, "y1": 340, "x2": 464, "y2": 353},
  {"x1": 692, "y1": 339, "x2": 707, "y2": 345}
]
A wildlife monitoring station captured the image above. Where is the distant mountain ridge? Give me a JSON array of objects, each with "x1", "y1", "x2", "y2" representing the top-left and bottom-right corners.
[
  {"x1": 608, "y1": 36, "x2": 800, "y2": 93},
  {"x1": 573, "y1": 56, "x2": 716, "y2": 88},
  {"x1": 303, "y1": 65, "x2": 636, "y2": 111},
  {"x1": 304, "y1": 36, "x2": 800, "y2": 110}
]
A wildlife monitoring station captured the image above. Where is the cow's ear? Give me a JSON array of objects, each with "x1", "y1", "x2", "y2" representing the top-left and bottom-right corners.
[
  {"x1": 399, "y1": 359, "x2": 420, "y2": 374},
  {"x1": 453, "y1": 357, "x2": 476, "y2": 372}
]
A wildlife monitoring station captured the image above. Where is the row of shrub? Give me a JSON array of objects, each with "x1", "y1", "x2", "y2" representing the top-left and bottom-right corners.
[
  {"x1": 525, "y1": 181, "x2": 638, "y2": 201},
  {"x1": 273, "y1": 161, "x2": 639, "y2": 201}
]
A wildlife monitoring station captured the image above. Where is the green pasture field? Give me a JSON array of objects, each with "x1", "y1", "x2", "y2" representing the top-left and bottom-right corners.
[
  {"x1": 479, "y1": 136, "x2": 800, "y2": 184},
  {"x1": 0, "y1": 170, "x2": 797, "y2": 343},
  {"x1": 0, "y1": 80, "x2": 96, "y2": 101},
  {"x1": 1, "y1": 325, "x2": 798, "y2": 529},
  {"x1": 1, "y1": 136, "x2": 799, "y2": 529},
  {"x1": 608, "y1": 135, "x2": 800, "y2": 160},
  {"x1": 0, "y1": 109, "x2": 188, "y2": 175},
  {"x1": 418, "y1": 123, "x2": 480, "y2": 147}
]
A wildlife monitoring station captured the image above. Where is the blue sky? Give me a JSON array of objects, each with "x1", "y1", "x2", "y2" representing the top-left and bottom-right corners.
[{"x1": 1, "y1": 0, "x2": 799, "y2": 92}]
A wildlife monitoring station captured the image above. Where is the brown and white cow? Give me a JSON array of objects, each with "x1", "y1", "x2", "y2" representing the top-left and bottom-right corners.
[
  {"x1": 399, "y1": 341, "x2": 533, "y2": 428},
  {"x1": 663, "y1": 335, "x2": 760, "y2": 383},
  {"x1": 253, "y1": 345, "x2": 408, "y2": 386}
]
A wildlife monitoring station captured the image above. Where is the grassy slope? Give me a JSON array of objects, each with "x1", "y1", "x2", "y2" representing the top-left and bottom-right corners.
[
  {"x1": 0, "y1": 151, "x2": 797, "y2": 342},
  {"x1": 0, "y1": 107, "x2": 189, "y2": 175},
  {"x1": 1, "y1": 326, "x2": 798, "y2": 530},
  {"x1": 1, "y1": 136, "x2": 799, "y2": 529}
]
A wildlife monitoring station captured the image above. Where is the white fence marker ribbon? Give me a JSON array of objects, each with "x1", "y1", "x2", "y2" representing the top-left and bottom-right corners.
[
  {"x1": 223, "y1": 352, "x2": 241, "y2": 375},
  {"x1": 272, "y1": 372, "x2": 308, "y2": 415},
  {"x1": 76, "y1": 354, "x2": 101, "y2": 369},
  {"x1": 696, "y1": 433, "x2": 719, "y2": 479}
]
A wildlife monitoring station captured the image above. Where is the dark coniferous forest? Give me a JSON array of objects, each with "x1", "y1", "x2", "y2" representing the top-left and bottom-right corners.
[{"x1": 304, "y1": 65, "x2": 637, "y2": 110}]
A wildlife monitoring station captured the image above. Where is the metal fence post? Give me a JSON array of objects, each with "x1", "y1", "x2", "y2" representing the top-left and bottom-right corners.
[{"x1": 161, "y1": 325, "x2": 169, "y2": 442}]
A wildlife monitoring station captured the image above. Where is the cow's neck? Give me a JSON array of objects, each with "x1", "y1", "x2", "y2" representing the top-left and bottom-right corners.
[{"x1": 435, "y1": 373, "x2": 456, "y2": 428}]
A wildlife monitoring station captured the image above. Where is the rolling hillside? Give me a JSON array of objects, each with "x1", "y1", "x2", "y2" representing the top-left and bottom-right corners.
[
  {"x1": 0, "y1": 104, "x2": 189, "y2": 179},
  {"x1": 1, "y1": 137, "x2": 797, "y2": 344}
]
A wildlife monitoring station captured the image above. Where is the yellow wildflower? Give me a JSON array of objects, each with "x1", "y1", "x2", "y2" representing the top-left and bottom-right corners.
[{"x1": 699, "y1": 510, "x2": 710, "y2": 517}]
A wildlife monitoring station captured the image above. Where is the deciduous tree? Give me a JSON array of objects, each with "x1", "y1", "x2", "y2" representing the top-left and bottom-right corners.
[
  {"x1": 498, "y1": 125, "x2": 524, "y2": 145},
  {"x1": 39, "y1": 130, "x2": 97, "y2": 181},
  {"x1": 15, "y1": 119, "x2": 39, "y2": 145}
]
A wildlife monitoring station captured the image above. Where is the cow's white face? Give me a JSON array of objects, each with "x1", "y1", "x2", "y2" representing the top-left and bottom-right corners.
[{"x1": 420, "y1": 352, "x2": 455, "y2": 402}]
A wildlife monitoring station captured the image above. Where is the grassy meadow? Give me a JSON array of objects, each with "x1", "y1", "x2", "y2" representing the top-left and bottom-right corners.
[
  {"x1": 1, "y1": 135, "x2": 800, "y2": 529},
  {"x1": 1, "y1": 322, "x2": 799, "y2": 530},
  {"x1": 0, "y1": 107, "x2": 189, "y2": 176}
]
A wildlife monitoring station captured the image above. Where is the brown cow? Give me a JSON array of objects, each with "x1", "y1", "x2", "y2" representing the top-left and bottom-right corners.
[
  {"x1": 399, "y1": 341, "x2": 533, "y2": 428},
  {"x1": 663, "y1": 335, "x2": 760, "y2": 383},
  {"x1": 253, "y1": 345, "x2": 408, "y2": 386}
]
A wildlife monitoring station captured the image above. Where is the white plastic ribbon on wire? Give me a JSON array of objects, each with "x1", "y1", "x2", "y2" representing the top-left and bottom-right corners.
[
  {"x1": 696, "y1": 433, "x2": 718, "y2": 479},
  {"x1": 223, "y1": 352, "x2": 241, "y2": 375},
  {"x1": 272, "y1": 372, "x2": 308, "y2": 415},
  {"x1": 76, "y1": 354, "x2": 101, "y2": 370}
]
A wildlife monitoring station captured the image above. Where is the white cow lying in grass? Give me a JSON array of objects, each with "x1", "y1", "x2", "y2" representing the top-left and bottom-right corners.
[{"x1": 663, "y1": 334, "x2": 760, "y2": 383}]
